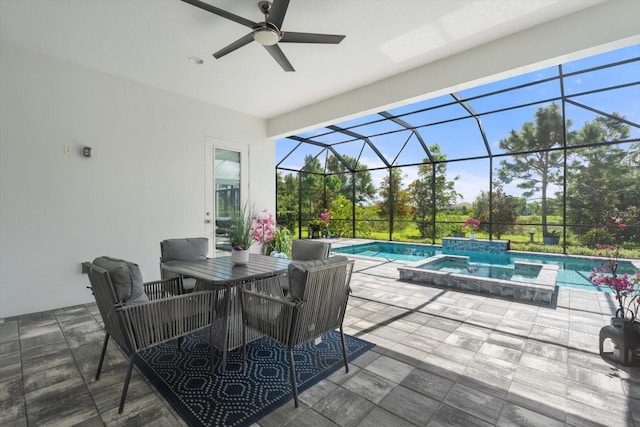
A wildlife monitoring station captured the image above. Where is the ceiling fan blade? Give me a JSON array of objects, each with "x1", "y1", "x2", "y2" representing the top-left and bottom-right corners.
[
  {"x1": 213, "y1": 33, "x2": 254, "y2": 59},
  {"x1": 280, "y1": 32, "x2": 345, "y2": 44},
  {"x1": 268, "y1": 0, "x2": 289, "y2": 29},
  {"x1": 181, "y1": 0, "x2": 256, "y2": 28},
  {"x1": 264, "y1": 45, "x2": 295, "y2": 72}
]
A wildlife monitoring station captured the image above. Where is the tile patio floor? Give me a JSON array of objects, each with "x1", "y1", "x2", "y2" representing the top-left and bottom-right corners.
[{"x1": 1, "y1": 240, "x2": 639, "y2": 426}]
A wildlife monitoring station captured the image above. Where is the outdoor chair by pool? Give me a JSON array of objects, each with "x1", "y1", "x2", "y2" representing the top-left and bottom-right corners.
[
  {"x1": 160, "y1": 237, "x2": 208, "y2": 293},
  {"x1": 275, "y1": 240, "x2": 332, "y2": 297},
  {"x1": 291, "y1": 239, "x2": 331, "y2": 260},
  {"x1": 240, "y1": 256, "x2": 354, "y2": 407},
  {"x1": 84, "y1": 256, "x2": 215, "y2": 414}
]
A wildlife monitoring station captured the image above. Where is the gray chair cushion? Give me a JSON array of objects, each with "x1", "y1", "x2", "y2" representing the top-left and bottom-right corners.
[
  {"x1": 160, "y1": 238, "x2": 208, "y2": 293},
  {"x1": 182, "y1": 277, "x2": 197, "y2": 291},
  {"x1": 92, "y1": 256, "x2": 149, "y2": 304},
  {"x1": 287, "y1": 255, "x2": 349, "y2": 301},
  {"x1": 291, "y1": 240, "x2": 331, "y2": 261},
  {"x1": 160, "y1": 238, "x2": 208, "y2": 262}
]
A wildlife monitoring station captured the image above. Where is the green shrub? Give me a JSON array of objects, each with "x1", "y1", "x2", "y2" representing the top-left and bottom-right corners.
[
  {"x1": 509, "y1": 242, "x2": 564, "y2": 254},
  {"x1": 580, "y1": 227, "x2": 613, "y2": 247},
  {"x1": 266, "y1": 226, "x2": 292, "y2": 258}
]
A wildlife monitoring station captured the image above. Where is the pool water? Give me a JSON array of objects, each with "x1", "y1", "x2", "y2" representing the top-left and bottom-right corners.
[
  {"x1": 334, "y1": 241, "x2": 438, "y2": 261},
  {"x1": 423, "y1": 259, "x2": 540, "y2": 284},
  {"x1": 332, "y1": 241, "x2": 638, "y2": 291}
]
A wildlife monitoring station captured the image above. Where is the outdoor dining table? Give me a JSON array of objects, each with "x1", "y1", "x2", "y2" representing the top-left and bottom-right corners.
[{"x1": 160, "y1": 253, "x2": 291, "y2": 372}]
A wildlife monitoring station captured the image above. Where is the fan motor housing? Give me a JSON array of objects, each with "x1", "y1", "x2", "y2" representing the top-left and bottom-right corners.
[{"x1": 258, "y1": 1, "x2": 272, "y2": 15}]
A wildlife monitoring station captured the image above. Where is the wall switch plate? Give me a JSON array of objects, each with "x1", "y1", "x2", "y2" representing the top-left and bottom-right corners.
[{"x1": 64, "y1": 145, "x2": 71, "y2": 155}]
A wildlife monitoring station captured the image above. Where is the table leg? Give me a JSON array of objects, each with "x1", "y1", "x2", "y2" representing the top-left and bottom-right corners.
[
  {"x1": 195, "y1": 280, "x2": 267, "y2": 373},
  {"x1": 219, "y1": 285, "x2": 233, "y2": 373}
]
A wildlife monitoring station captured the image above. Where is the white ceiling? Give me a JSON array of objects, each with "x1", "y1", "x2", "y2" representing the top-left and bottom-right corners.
[{"x1": 0, "y1": 0, "x2": 606, "y2": 119}]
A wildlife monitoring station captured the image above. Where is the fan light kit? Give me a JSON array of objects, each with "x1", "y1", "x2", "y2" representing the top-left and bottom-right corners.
[
  {"x1": 252, "y1": 1, "x2": 281, "y2": 46},
  {"x1": 252, "y1": 26, "x2": 280, "y2": 46},
  {"x1": 181, "y1": 0, "x2": 345, "y2": 72}
]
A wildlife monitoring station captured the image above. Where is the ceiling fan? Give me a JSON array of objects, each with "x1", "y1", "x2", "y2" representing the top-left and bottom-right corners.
[{"x1": 181, "y1": 0, "x2": 345, "y2": 72}]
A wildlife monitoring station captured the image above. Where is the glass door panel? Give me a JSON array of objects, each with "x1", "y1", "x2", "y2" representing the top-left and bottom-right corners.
[{"x1": 205, "y1": 137, "x2": 248, "y2": 257}]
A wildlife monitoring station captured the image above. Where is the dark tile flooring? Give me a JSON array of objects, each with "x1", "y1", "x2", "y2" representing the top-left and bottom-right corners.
[{"x1": 1, "y1": 248, "x2": 639, "y2": 426}]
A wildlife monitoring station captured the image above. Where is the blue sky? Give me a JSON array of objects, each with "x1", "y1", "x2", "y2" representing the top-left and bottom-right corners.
[{"x1": 277, "y1": 44, "x2": 640, "y2": 204}]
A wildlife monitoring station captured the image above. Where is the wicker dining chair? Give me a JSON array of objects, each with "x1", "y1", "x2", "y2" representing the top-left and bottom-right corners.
[
  {"x1": 84, "y1": 257, "x2": 215, "y2": 414},
  {"x1": 160, "y1": 237, "x2": 209, "y2": 293},
  {"x1": 291, "y1": 239, "x2": 332, "y2": 260},
  {"x1": 240, "y1": 256, "x2": 354, "y2": 407},
  {"x1": 279, "y1": 240, "x2": 333, "y2": 297}
]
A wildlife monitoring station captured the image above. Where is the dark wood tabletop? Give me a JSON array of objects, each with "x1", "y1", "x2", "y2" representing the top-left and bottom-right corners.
[{"x1": 160, "y1": 253, "x2": 291, "y2": 287}]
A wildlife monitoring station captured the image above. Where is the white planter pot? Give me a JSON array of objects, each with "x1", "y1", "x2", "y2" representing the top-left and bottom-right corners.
[{"x1": 231, "y1": 250, "x2": 249, "y2": 265}]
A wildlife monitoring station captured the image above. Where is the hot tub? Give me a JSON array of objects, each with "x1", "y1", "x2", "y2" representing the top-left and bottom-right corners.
[{"x1": 397, "y1": 254, "x2": 558, "y2": 304}]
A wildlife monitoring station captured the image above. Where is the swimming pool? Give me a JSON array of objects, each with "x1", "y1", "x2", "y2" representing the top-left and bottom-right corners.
[{"x1": 333, "y1": 241, "x2": 639, "y2": 292}]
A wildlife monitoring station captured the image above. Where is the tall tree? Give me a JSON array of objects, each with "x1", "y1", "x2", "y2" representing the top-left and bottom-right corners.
[
  {"x1": 566, "y1": 114, "x2": 635, "y2": 237},
  {"x1": 325, "y1": 154, "x2": 376, "y2": 204},
  {"x1": 275, "y1": 172, "x2": 299, "y2": 229},
  {"x1": 300, "y1": 155, "x2": 325, "y2": 221},
  {"x1": 408, "y1": 144, "x2": 460, "y2": 238},
  {"x1": 472, "y1": 184, "x2": 523, "y2": 239},
  {"x1": 497, "y1": 103, "x2": 567, "y2": 236},
  {"x1": 377, "y1": 168, "x2": 411, "y2": 225}
]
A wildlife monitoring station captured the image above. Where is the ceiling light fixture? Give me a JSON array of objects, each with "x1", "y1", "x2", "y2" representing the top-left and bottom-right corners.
[
  {"x1": 252, "y1": 24, "x2": 281, "y2": 46},
  {"x1": 189, "y1": 56, "x2": 204, "y2": 65}
]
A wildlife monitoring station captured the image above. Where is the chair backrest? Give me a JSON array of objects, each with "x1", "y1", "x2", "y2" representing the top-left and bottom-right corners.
[
  {"x1": 160, "y1": 237, "x2": 209, "y2": 261},
  {"x1": 160, "y1": 237, "x2": 208, "y2": 279},
  {"x1": 287, "y1": 256, "x2": 354, "y2": 347},
  {"x1": 291, "y1": 240, "x2": 331, "y2": 261},
  {"x1": 84, "y1": 262, "x2": 133, "y2": 353}
]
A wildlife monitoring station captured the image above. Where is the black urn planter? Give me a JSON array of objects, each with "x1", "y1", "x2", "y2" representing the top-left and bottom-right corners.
[
  {"x1": 543, "y1": 235, "x2": 560, "y2": 245},
  {"x1": 308, "y1": 224, "x2": 321, "y2": 239},
  {"x1": 599, "y1": 314, "x2": 640, "y2": 366}
]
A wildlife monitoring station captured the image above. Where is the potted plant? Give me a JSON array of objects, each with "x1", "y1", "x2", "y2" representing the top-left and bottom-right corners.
[
  {"x1": 320, "y1": 208, "x2": 330, "y2": 238},
  {"x1": 451, "y1": 224, "x2": 465, "y2": 238},
  {"x1": 250, "y1": 209, "x2": 277, "y2": 254},
  {"x1": 308, "y1": 219, "x2": 323, "y2": 239},
  {"x1": 228, "y1": 206, "x2": 254, "y2": 265},
  {"x1": 308, "y1": 208, "x2": 331, "y2": 239},
  {"x1": 463, "y1": 217, "x2": 480, "y2": 239},
  {"x1": 266, "y1": 226, "x2": 293, "y2": 258},
  {"x1": 543, "y1": 230, "x2": 560, "y2": 245},
  {"x1": 590, "y1": 217, "x2": 640, "y2": 364}
]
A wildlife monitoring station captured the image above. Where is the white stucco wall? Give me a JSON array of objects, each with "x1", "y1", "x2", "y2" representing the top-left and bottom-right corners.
[{"x1": 0, "y1": 42, "x2": 274, "y2": 318}]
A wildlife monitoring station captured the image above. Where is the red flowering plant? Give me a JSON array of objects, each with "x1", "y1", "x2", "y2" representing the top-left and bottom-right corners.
[
  {"x1": 250, "y1": 209, "x2": 277, "y2": 254},
  {"x1": 320, "y1": 208, "x2": 330, "y2": 226},
  {"x1": 589, "y1": 216, "x2": 640, "y2": 320},
  {"x1": 463, "y1": 217, "x2": 480, "y2": 230},
  {"x1": 310, "y1": 209, "x2": 331, "y2": 229}
]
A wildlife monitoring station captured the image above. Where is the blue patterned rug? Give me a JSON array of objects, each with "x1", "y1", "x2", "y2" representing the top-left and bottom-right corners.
[{"x1": 135, "y1": 331, "x2": 374, "y2": 426}]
